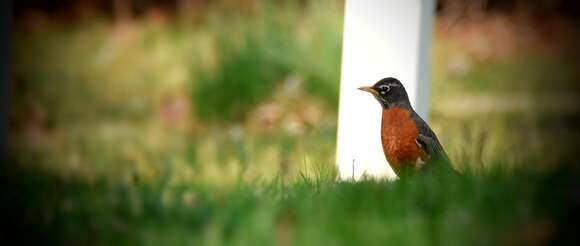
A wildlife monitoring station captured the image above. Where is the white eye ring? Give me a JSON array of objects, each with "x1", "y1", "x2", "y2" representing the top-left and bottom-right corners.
[{"x1": 378, "y1": 85, "x2": 390, "y2": 94}]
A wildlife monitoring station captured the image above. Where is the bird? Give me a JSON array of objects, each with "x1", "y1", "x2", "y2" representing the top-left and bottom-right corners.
[{"x1": 358, "y1": 77, "x2": 454, "y2": 177}]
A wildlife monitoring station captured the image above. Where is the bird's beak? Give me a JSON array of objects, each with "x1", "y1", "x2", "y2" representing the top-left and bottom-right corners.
[{"x1": 358, "y1": 86, "x2": 379, "y2": 97}]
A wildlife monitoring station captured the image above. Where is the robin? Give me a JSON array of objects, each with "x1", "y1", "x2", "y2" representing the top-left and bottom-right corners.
[{"x1": 358, "y1": 77, "x2": 454, "y2": 177}]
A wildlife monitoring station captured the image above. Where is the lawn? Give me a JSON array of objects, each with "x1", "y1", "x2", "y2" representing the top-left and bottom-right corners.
[
  {"x1": 4, "y1": 164, "x2": 578, "y2": 245},
  {"x1": 6, "y1": 1, "x2": 580, "y2": 245}
]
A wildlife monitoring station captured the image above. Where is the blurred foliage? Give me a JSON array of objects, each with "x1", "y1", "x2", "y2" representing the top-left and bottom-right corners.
[
  {"x1": 194, "y1": 1, "x2": 343, "y2": 123},
  {"x1": 193, "y1": 10, "x2": 294, "y2": 123}
]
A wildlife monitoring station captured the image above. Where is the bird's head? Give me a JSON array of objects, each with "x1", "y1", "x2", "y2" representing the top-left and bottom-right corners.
[{"x1": 358, "y1": 77, "x2": 411, "y2": 109}]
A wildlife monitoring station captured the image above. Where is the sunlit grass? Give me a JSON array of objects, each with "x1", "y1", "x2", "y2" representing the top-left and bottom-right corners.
[{"x1": 6, "y1": 162, "x2": 576, "y2": 245}]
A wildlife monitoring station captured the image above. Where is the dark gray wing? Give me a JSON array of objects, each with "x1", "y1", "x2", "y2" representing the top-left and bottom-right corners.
[{"x1": 410, "y1": 111, "x2": 451, "y2": 165}]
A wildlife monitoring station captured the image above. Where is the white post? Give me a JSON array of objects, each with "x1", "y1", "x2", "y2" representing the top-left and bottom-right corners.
[{"x1": 336, "y1": 0, "x2": 435, "y2": 180}]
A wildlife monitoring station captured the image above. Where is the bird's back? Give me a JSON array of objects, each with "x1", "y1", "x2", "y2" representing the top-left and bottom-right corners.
[{"x1": 409, "y1": 111, "x2": 453, "y2": 168}]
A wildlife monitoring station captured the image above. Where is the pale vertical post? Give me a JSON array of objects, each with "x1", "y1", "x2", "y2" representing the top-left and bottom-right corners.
[{"x1": 336, "y1": 0, "x2": 435, "y2": 180}]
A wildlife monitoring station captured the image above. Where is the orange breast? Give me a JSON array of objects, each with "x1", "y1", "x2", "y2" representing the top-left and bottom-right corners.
[{"x1": 380, "y1": 108, "x2": 428, "y2": 173}]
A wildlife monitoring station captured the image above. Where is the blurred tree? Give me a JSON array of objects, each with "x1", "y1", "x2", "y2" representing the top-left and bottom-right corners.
[
  {"x1": 114, "y1": 0, "x2": 133, "y2": 23},
  {"x1": 178, "y1": 0, "x2": 194, "y2": 21},
  {"x1": 12, "y1": 0, "x2": 580, "y2": 21}
]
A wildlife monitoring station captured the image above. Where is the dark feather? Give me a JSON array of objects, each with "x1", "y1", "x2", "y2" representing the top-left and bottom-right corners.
[{"x1": 410, "y1": 111, "x2": 452, "y2": 165}]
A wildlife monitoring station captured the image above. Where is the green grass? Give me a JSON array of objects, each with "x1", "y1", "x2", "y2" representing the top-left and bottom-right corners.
[{"x1": 5, "y1": 164, "x2": 578, "y2": 245}]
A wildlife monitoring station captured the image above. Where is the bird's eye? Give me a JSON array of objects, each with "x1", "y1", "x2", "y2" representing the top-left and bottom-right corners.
[{"x1": 378, "y1": 85, "x2": 390, "y2": 94}]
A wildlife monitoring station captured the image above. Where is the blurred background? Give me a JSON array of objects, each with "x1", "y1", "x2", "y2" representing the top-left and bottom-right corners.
[{"x1": 5, "y1": 0, "x2": 580, "y2": 244}]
